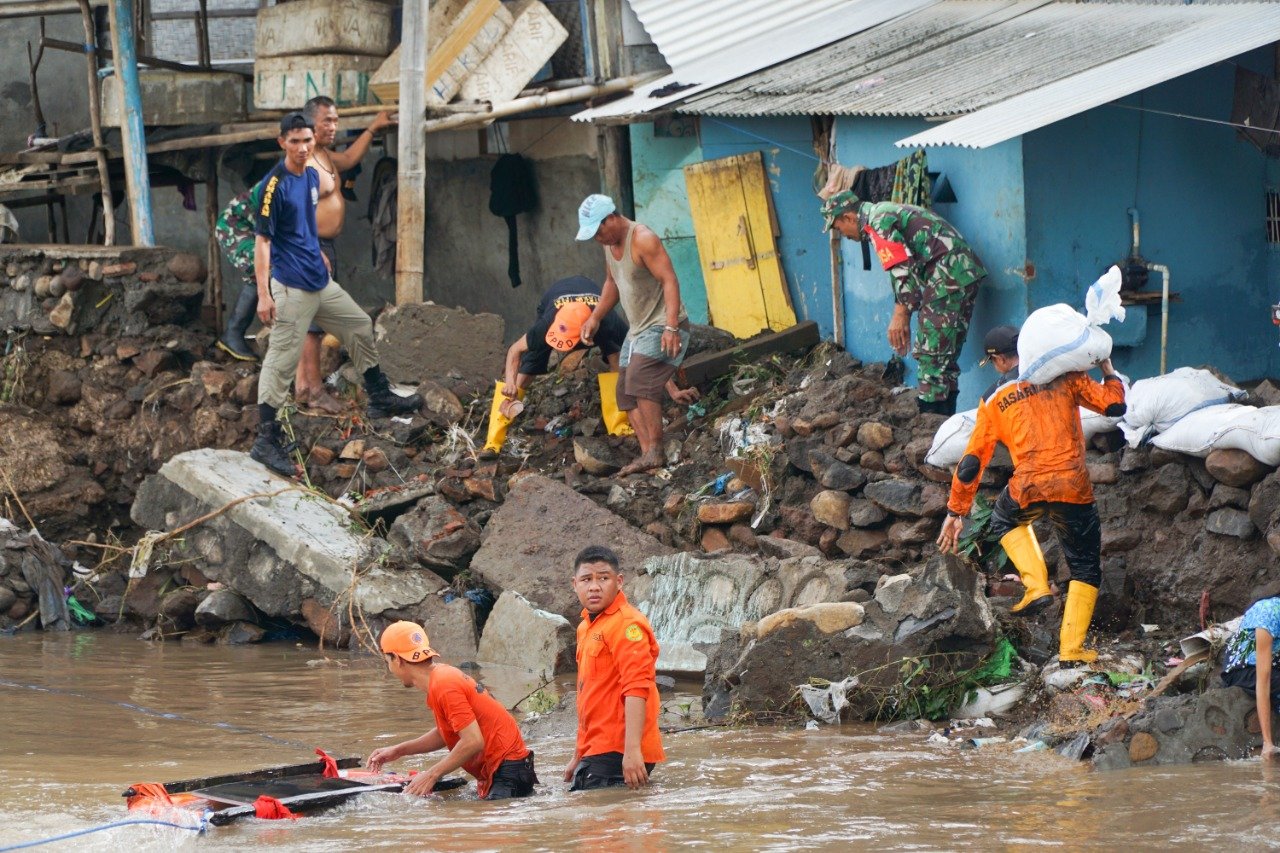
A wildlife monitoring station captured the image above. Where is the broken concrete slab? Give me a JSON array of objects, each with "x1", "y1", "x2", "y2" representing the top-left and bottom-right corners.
[
  {"x1": 476, "y1": 590, "x2": 575, "y2": 678},
  {"x1": 632, "y1": 551, "x2": 872, "y2": 672},
  {"x1": 374, "y1": 302, "x2": 504, "y2": 396},
  {"x1": 131, "y1": 449, "x2": 450, "y2": 644},
  {"x1": 469, "y1": 474, "x2": 673, "y2": 621}
]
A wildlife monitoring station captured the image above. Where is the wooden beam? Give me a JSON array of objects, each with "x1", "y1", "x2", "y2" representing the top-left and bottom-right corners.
[
  {"x1": 395, "y1": 0, "x2": 427, "y2": 305},
  {"x1": 41, "y1": 35, "x2": 253, "y2": 78},
  {"x1": 676, "y1": 321, "x2": 821, "y2": 387},
  {"x1": 425, "y1": 0, "x2": 499, "y2": 88},
  {"x1": 76, "y1": 0, "x2": 114, "y2": 246}
]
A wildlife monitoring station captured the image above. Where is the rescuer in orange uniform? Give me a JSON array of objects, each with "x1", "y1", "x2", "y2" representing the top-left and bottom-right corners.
[
  {"x1": 367, "y1": 621, "x2": 537, "y2": 799},
  {"x1": 563, "y1": 545, "x2": 665, "y2": 790},
  {"x1": 937, "y1": 325, "x2": 1127, "y2": 665}
]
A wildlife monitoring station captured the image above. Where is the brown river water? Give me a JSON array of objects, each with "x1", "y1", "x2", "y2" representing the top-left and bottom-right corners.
[{"x1": 2, "y1": 633, "x2": 1279, "y2": 851}]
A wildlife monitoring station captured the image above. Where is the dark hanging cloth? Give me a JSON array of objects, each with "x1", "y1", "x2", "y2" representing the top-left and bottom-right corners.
[
  {"x1": 367, "y1": 156, "x2": 398, "y2": 279},
  {"x1": 851, "y1": 163, "x2": 895, "y2": 202},
  {"x1": 488, "y1": 154, "x2": 538, "y2": 288}
]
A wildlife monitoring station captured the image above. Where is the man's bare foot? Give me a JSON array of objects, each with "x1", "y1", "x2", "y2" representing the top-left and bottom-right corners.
[
  {"x1": 297, "y1": 388, "x2": 347, "y2": 416},
  {"x1": 616, "y1": 449, "x2": 663, "y2": 477}
]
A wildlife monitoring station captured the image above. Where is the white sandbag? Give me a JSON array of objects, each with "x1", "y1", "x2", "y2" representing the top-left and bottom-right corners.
[
  {"x1": 1148, "y1": 403, "x2": 1265, "y2": 459},
  {"x1": 1016, "y1": 307, "x2": 1113, "y2": 386},
  {"x1": 1118, "y1": 367, "x2": 1247, "y2": 448},
  {"x1": 1209, "y1": 406, "x2": 1280, "y2": 466},
  {"x1": 925, "y1": 409, "x2": 978, "y2": 467},
  {"x1": 1017, "y1": 267, "x2": 1123, "y2": 386}
]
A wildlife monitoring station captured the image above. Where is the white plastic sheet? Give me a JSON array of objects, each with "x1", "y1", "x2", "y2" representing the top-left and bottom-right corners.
[
  {"x1": 797, "y1": 676, "x2": 859, "y2": 724},
  {"x1": 1118, "y1": 367, "x2": 1248, "y2": 448}
]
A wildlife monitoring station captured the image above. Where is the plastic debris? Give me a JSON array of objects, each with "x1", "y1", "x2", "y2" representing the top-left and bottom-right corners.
[
  {"x1": 926, "y1": 732, "x2": 952, "y2": 746},
  {"x1": 956, "y1": 682, "x2": 1027, "y2": 718},
  {"x1": 805, "y1": 720, "x2": 819, "y2": 731},
  {"x1": 961, "y1": 736, "x2": 1006, "y2": 750},
  {"x1": 1056, "y1": 733, "x2": 1092, "y2": 761},
  {"x1": 797, "y1": 676, "x2": 858, "y2": 725},
  {"x1": 1015, "y1": 740, "x2": 1049, "y2": 753}
]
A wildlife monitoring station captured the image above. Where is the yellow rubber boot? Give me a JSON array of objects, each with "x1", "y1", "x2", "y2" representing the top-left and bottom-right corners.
[
  {"x1": 482, "y1": 381, "x2": 524, "y2": 455},
  {"x1": 598, "y1": 372, "x2": 634, "y2": 436},
  {"x1": 1059, "y1": 580, "x2": 1100, "y2": 665},
  {"x1": 999, "y1": 525, "x2": 1053, "y2": 617}
]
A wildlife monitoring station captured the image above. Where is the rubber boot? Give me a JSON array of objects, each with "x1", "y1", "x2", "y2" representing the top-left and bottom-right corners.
[
  {"x1": 1000, "y1": 526, "x2": 1053, "y2": 617},
  {"x1": 217, "y1": 284, "x2": 259, "y2": 361},
  {"x1": 598, "y1": 372, "x2": 634, "y2": 436},
  {"x1": 482, "y1": 381, "x2": 525, "y2": 456},
  {"x1": 363, "y1": 367, "x2": 422, "y2": 419},
  {"x1": 1058, "y1": 580, "x2": 1100, "y2": 665},
  {"x1": 250, "y1": 419, "x2": 297, "y2": 477}
]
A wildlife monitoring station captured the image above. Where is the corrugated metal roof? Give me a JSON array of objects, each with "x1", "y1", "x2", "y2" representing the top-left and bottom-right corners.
[
  {"x1": 898, "y1": 3, "x2": 1280, "y2": 147},
  {"x1": 573, "y1": 0, "x2": 938, "y2": 123},
  {"x1": 670, "y1": 1, "x2": 1280, "y2": 147}
]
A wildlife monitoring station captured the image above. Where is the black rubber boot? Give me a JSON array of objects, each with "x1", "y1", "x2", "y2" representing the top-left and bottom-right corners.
[
  {"x1": 217, "y1": 284, "x2": 259, "y2": 362},
  {"x1": 250, "y1": 418, "x2": 297, "y2": 477},
  {"x1": 363, "y1": 367, "x2": 422, "y2": 419}
]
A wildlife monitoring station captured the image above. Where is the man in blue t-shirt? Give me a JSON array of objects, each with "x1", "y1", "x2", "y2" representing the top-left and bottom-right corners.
[{"x1": 250, "y1": 112, "x2": 421, "y2": 477}]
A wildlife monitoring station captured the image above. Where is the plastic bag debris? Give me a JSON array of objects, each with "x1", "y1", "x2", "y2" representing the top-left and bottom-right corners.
[
  {"x1": 1056, "y1": 732, "x2": 1092, "y2": 761},
  {"x1": 956, "y1": 682, "x2": 1027, "y2": 718},
  {"x1": 960, "y1": 736, "x2": 1006, "y2": 750},
  {"x1": 798, "y1": 676, "x2": 858, "y2": 725}
]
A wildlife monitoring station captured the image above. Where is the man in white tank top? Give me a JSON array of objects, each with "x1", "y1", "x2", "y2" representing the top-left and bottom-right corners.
[{"x1": 575, "y1": 194, "x2": 696, "y2": 476}]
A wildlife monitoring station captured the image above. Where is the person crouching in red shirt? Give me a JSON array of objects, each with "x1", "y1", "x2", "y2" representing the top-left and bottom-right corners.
[
  {"x1": 564, "y1": 545, "x2": 665, "y2": 791},
  {"x1": 366, "y1": 621, "x2": 537, "y2": 799}
]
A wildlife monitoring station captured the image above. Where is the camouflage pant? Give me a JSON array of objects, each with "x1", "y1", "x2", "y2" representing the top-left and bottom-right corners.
[{"x1": 913, "y1": 260, "x2": 981, "y2": 403}]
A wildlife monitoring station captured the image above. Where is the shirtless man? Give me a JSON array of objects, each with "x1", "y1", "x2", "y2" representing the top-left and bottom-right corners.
[{"x1": 296, "y1": 96, "x2": 397, "y2": 411}]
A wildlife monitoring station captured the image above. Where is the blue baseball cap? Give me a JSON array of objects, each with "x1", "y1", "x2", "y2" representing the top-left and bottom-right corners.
[{"x1": 576, "y1": 194, "x2": 616, "y2": 241}]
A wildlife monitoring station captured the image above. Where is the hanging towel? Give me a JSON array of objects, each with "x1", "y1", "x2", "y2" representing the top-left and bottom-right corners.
[{"x1": 488, "y1": 153, "x2": 538, "y2": 288}]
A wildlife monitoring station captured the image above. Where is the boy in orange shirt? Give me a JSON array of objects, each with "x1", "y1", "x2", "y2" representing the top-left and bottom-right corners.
[
  {"x1": 366, "y1": 621, "x2": 537, "y2": 799},
  {"x1": 563, "y1": 545, "x2": 665, "y2": 791}
]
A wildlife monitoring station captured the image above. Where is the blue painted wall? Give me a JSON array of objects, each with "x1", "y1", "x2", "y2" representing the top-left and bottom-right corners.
[
  {"x1": 629, "y1": 122, "x2": 709, "y2": 323},
  {"x1": 1024, "y1": 49, "x2": 1278, "y2": 383}
]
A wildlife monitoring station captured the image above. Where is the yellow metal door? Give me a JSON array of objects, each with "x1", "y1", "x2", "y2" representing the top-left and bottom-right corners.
[{"x1": 683, "y1": 151, "x2": 797, "y2": 338}]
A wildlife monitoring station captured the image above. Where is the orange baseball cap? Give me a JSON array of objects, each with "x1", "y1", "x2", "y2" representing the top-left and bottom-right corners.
[
  {"x1": 380, "y1": 621, "x2": 439, "y2": 663},
  {"x1": 545, "y1": 302, "x2": 593, "y2": 352}
]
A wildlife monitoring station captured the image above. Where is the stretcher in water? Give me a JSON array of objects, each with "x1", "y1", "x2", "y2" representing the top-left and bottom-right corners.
[{"x1": 123, "y1": 750, "x2": 466, "y2": 826}]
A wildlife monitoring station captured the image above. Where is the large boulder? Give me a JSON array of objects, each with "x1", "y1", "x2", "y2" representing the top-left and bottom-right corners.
[
  {"x1": 476, "y1": 591, "x2": 574, "y2": 678},
  {"x1": 373, "y1": 302, "x2": 504, "y2": 396},
  {"x1": 131, "y1": 449, "x2": 453, "y2": 647},
  {"x1": 703, "y1": 554, "x2": 995, "y2": 721},
  {"x1": 469, "y1": 475, "x2": 673, "y2": 621},
  {"x1": 632, "y1": 551, "x2": 875, "y2": 672}
]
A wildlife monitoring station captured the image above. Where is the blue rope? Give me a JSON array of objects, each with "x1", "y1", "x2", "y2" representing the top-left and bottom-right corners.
[
  {"x1": 0, "y1": 678, "x2": 311, "y2": 749},
  {"x1": 0, "y1": 817, "x2": 207, "y2": 851},
  {"x1": 702, "y1": 117, "x2": 823, "y2": 163}
]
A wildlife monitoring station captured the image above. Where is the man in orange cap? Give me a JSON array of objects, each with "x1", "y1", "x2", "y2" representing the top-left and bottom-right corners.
[
  {"x1": 366, "y1": 621, "x2": 537, "y2": 799},
  {"x1": 563, "y1": 545, "x2": 664, "y2": 791},
  {"x1": 484, "y1": 275, "x2": 697, "y2": 455}
]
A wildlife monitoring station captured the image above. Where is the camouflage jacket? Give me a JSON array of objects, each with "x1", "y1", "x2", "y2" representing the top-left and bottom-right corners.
[
  {"x1": 214, "y1": 185, "x2": 262, "y2": 276},
  {"x1": 860, "y1": 202, "x2": 987, "y2": 312}
]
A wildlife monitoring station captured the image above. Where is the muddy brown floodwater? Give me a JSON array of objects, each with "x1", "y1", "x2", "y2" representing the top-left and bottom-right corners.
[{"x1": 3, "y1": 634, "x2": 1280, "y2": 851}]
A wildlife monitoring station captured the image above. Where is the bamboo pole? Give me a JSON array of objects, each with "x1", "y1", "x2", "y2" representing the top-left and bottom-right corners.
[
  {"x1": 76, "y1": 0, "x2": 115, "y2": 246},
  {"x1": 421, "y1": 75, "x2": 657, "y2": 133},
  {"x1": 394, "y1": 0, "x2": 427, "y2": 305}
]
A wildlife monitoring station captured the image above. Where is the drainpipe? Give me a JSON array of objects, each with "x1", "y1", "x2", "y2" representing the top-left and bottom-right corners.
[
  {"x1": 1127, "y1": 206, "x2": 1140, "y2": 257},
  {"x1": 1149, "y1": 262, "x2": 1170, "y2": 375},
  {"x1": 107, "y1": 0, "x2": 154, "y2": 245}
]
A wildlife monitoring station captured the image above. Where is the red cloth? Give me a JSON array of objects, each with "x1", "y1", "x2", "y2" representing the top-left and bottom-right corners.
[
  {"x1": 253, "y1": 795, "x2": 299, "y2": 820},
  {"x1": 314, "y1": 748, "x2": 340, "y2": 779}
]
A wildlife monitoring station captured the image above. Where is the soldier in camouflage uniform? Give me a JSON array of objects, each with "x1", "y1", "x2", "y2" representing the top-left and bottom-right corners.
[
  {"x1": 821, "y1": 190, "x2": 986, "y2": 415},
  {"x1": 215, "y1": 186, "x2": 263, "y2": 361}
]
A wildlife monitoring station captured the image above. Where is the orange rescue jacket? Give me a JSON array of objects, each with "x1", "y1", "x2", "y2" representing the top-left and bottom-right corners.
[
  {"x1": 947, "y1": 371, "x2": 1126, "y2": 515},
  {"x1": 574, "y1": 590, "x2": 665, "y2": 763}
]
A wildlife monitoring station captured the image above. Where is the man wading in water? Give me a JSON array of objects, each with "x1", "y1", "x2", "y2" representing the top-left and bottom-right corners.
[
  {"x1": 564, "y1": 545, "x2": 665, "y2": 790},
  {"x1": 575, "y1": 195, "x2": 690, "y2": 476},
  {"x1": 936, "y1": 325, "x2": 1126, "y2": 665},
  {"x1": 367, "y1": 621, "x2": 538, "y2": 799}
]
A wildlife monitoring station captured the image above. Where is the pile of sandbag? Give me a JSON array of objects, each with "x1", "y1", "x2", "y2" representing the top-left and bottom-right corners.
[
  {"x1": 1150, "y1": 403, "x2": 1280, "y2": 465},
  {"x1": 1118, "y1": 367, "x2": 1247, "y2": 448}
]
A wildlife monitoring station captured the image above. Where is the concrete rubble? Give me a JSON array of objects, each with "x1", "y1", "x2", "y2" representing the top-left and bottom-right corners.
[{"x1": 7, "y1": 243, "x2": 1280, "y2": 769}]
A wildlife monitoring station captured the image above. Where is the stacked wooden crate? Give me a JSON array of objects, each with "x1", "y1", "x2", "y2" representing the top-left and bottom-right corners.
[{"x1": 253, "y1": 0, "x2": 395, "y2": 110}]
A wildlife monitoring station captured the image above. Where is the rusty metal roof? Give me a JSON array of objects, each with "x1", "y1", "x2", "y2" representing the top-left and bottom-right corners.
[{"x1": 673, "y1": 0, "x2": 1280, "y2": 148}]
